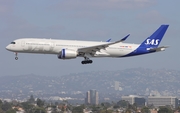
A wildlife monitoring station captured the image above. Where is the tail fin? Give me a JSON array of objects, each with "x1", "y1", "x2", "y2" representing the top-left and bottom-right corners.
[{"x1": 139, "y1": 25, "x2": 169, "y2": 48}]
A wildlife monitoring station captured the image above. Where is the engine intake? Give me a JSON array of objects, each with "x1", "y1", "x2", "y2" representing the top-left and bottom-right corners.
[{"x1": 58, "y1": 49, "x2": 77, "y2": 59}]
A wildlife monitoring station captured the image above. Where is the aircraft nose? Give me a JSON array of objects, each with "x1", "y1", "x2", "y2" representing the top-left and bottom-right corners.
[{"x1": 6, "y1": 45, "x2": 11, "y2": 51}]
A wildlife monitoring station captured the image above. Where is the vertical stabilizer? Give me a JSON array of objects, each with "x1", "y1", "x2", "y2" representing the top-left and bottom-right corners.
[{"x1": 139, "y1": 25, "x2": 169, "y2": 48}]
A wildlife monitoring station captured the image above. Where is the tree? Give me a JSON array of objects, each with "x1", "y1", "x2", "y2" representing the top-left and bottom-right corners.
[
  {"x1": 12, "y1": 100, "x2": 18, "y2": 106},
  {"x1": 1, "y1": 101, "x2": 12, "y2": 111},
  {"x1": 37, "y1": 98, "x2": 44, "y2": 107},
  {"x1": 33, "y1": 107, "x2": 46, "y2": 113},
  {"x1": 113, "y1": 105, "x2": 120, "y2": 109},
  {"x1": 101, "y1": 102, "x2": 111, "y2": 108},
  {"x1": 99, "y1": 109, "x2": 113, "y2": 113},
  {"x1": 141, "y1": 106, "x2": 150, "y2": 113},
  {"x1": 72, "y1": 105, "x2": 84, "y2": 113},
  {"x1": 117, "y1": 100, "x2": 129, "y2": 108},
  {"x1": 0, "y1": 100, "x2": 2, "y2": 105},
  {"x1": 101, "y1": 102, "x2": 112, "y2": 113},
  {"x1": 132, "y1": 103, "x2": 137, "y2": 111},
  {"x1": 21, "y1": 102, "x2": 33, "y2": 112},
  {"x1": 6, "y1": 109, "x2": 16, "y2": 113},
  {"x1": 158, "y1": 106, "x2": 173, "y2": 113},
  {"x1": 0, "y1": 108, "x2": 4, "y2": 113},
  {"x1": 0, "y1": 100, "x2": 3, "y2": 112},
  {"x1": 176, "y1": 106, "x2": 180, "y2": 112},
  {"x1": 91, "y1": 105, "x2": 100, "y2": 112},
  {"x1": 29, "y1": 95, "x2": 35, "y2": 103}
]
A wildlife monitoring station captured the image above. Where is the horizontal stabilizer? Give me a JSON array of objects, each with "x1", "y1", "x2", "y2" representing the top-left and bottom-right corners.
[{"x1": 147, "y1": 46, "x2": 169, "y2": 52}]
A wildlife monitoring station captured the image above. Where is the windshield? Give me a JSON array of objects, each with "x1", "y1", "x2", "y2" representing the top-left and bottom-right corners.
[{"x1": 11, "y1": 42, "x2": 16, "y2": 44}]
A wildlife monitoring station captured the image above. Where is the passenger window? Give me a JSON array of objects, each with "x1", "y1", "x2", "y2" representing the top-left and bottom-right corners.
[{"x1": 11, "y1": 42, "x2": 16, "y2": 44}]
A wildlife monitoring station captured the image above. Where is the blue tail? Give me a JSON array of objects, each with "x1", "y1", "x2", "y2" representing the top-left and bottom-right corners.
[
  {"x1": 122, "y1": 25, "x2": 169, "y2": 57},
  {"x1": 139, "y1": 25, "x2": 169, "y2": 48}
]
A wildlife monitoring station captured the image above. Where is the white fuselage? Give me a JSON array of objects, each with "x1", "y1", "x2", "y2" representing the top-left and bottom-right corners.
[
  {"x1": 5, "y1": 25, "x2": 169, "y2": 64},
  {"x1": 6, "y1": 38, "x2": 139, "y2": 58}
]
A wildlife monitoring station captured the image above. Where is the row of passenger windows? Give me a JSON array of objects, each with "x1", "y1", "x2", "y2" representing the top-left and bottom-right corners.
[
  {"x1": 56, "y1": 44, "x2": 85, "y2": 47},
  {"x1": 25, "y1": 43, "x2": 86, "y2": 47},
  {"x1": 10, "y1": 42, "x2": 130, "y2": 50},
  {"x1": 26, "y1": 43, "x2": 50, "y2": 45}
]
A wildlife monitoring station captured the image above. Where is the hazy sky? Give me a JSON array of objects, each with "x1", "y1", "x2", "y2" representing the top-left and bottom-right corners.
[{"x1": 1, "y1": 0, "x2": 180, "y2": 76}]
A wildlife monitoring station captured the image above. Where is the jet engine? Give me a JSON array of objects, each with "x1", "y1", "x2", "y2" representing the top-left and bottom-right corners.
[{"x1": 58, "y1": 49, "x2": 77, "y2": 59}]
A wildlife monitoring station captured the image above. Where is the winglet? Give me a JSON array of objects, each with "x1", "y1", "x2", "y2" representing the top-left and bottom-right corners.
[
  {"x1": 106, "y1": 38, "x2": 111, "y2": 42},
  {"x1": 121, "y1": 34, "x2": 130, "y2": 42},
  {"x1": 106, "y1": 34, "x2": 129, "y2": 43}
]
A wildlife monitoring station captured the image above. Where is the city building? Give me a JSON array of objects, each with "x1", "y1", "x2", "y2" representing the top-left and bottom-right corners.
[
  {"x1": 148, "y1": 96, "x2": 178, "y2": 108},
  {"x1": 121, "y1": 95, "x2": 145, "y2": 106},
  {"x1": 114, "y1": 81, "x2": 119, "y2": 90},
  {"x1": 85, "y1": 91, "x2": 90, "y2": 104},
  {"x1": 85, "y1": 89, "x2": 99, "y2": 105}
]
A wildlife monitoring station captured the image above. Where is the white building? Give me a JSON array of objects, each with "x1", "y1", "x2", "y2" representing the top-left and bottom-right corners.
[
  {"x1": 114, "y1": 81, "x2": 119, "y2": 90},
  {"x1": 121, "y1": 95, "x2": 145, "y2": 106},
  {"x1": 148, "y1": 96, "x2": 178, "y2": 108}
]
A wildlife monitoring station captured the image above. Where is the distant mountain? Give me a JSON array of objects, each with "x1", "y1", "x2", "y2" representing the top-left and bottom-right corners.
[{"x1": 0, "y1": 68, "x2": 180, "y2": 100}]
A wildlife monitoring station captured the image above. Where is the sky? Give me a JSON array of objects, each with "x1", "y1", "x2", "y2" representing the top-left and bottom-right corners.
[{"x1": 0, "y1": 0, "x2": 180, "y2": 76}]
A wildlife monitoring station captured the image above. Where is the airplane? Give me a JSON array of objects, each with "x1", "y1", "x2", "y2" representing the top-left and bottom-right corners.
[{"x1": 6, "y1": 25, "x2": 169, "y2": 64}]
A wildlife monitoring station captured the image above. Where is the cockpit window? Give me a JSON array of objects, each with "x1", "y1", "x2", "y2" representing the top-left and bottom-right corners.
[{"x1": 11, "y1": 42, "x2": 16, "y2": 44}]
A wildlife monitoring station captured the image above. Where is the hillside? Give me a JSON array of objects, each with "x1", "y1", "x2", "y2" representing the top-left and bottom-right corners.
[{"x1": 0, "y1": 68, "x2": 180, "y2": 101}]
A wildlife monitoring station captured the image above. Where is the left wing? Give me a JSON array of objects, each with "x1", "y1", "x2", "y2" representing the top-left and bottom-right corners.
[{"x1": 78, "y1": 34, "x2": 130, "y2": 53}]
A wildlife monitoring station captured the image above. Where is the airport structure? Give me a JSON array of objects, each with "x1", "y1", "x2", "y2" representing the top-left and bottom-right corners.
[
  {"x1": 148, "y1": 96, "x2": 178, "y2": 108},
  {"x1": 121, "y1": 95, "x2": 146, "y2": 107},
  {"x1": 85, "y1": 89, "x2": 99, "y2": 105}
]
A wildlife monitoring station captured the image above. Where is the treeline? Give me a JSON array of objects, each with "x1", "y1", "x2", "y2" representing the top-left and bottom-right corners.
[
  {"x1": 0, "y1": 95, "x2": 46, "y2": 113},
  {"x1": 0, "y1": 96, "x2": 180, "y2": 113}
]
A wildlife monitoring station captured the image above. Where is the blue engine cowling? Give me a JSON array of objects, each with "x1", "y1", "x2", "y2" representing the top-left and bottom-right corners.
[{"x1": 58, "y1": 49, "x2": 77, "y2": 59}]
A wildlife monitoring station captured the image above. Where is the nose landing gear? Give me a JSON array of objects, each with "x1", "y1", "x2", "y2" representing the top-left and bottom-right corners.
[{"x1": 15, "y1": 52, "x2": 18, "y2": 60}]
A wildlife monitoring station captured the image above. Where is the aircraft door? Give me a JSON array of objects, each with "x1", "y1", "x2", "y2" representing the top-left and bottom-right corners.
[
  {"x1": 21, "y1": 41, "x2": 25, "y2": 47},
  {"x1": 50, "y1": 42, "x2": 55, "y2": 51}
]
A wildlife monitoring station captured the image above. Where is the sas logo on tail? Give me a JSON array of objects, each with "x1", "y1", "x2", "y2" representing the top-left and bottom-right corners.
[{"x1": 145, "y1": 39, "x2": 159, "y2": 45}]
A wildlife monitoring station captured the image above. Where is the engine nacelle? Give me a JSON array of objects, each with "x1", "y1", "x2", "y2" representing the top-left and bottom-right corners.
[{"x1": 58, "y1": 49, "x2": 77, "y2": 59}]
